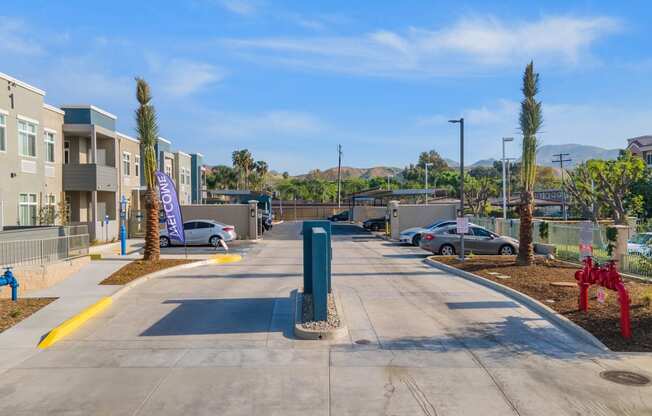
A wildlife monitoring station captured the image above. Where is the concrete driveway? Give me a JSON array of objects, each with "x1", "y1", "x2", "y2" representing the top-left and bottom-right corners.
[{"x1": 0, "y1": 221, "x2": 651, "y2": 415}]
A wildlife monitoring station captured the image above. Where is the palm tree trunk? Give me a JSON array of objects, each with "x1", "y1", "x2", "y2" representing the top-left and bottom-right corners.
[
  {"x1": 143, "y1": 187, "x2": 160, "y2": 261},
  {"x1": 517, "y1": 190, "x2": 534, "y2": 265}
]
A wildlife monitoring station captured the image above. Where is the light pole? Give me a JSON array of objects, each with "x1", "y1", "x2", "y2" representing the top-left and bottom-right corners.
[
  {"x1": 424, "y1": 162, "x2": 433, "y2": 204},
  {"x1": 448, "y1": 118, "x2": 465, "y2": 261},
  {"x1": 386, "y1": 174, "x2": 393, "y2": 190},
  {"x1": 336, "y1": 144, "x2": 342, "y2": 209},
  {"x1": 119, "y1": 195, "x2": 127, "y2": 256},
  {"x1": 501, "y1": 137, "x2": 514, "y2": 220}
]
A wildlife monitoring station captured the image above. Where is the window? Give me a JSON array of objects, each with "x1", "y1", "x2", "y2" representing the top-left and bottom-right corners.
[
  {"x1": 195, "y1": 221, "x2": 212, "y2": 229},
  {"x1": 18, "y1": 119, "x2": 37, "y2": 157},
  {"x1": 43, "y1": 194, "x2": 56, "y2": 225},
  {"x1": 19, "y1": 193, "x2": 37, "y2": 226},
  {"x1": 0, "y1": 113, "x2": 6, "y2": 151},
  {"x1": 134, "y1": 155, "x2": 140, "y2": 177},
  {"x1": 186, "y1": 170, "x2": 191, "y2": 185},
  {"x1": 647, "y1": 153, "x2": 652, "y2": 166},
  {"x1": 63, "y1": 140, "x2": 70, "y2": 164},
  {"x1": 44, "y1": 131, "x2": 55, "y2": 163},
  {"x1": 472, "y1": 227, "x2": 493, "y2": 238},
  {"x1": 122, "y1": 152, "x2": 131, "y2": 176}
]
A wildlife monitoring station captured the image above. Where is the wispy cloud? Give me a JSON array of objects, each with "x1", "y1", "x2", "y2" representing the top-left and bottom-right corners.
[
  {"x1": 147, "y1": 57, "x2": 226, "y2": 97},
  {"x1": 216, "y1": 0, "x2": 258, "y2": 16},
  {"x1": 222, "y1": 15, "x2": 620, "y2": 77},
  {"x1": 0, "y1": 16, "x2": 43, "y2": 55},
  {"x1": 206, "y1": 110, "x2": 324, "y2": 139}
]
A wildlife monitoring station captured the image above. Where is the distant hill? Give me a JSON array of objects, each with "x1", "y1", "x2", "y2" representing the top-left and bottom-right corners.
[
  {"x1": 444, "y1": 158, "x2": 459, "y2": 168},
  {"x1": 470, "y1": 158, "x2": 497, "y2": 168},
  {"x1": 297, "y1": 166, "x2": 402, "y2": 181},
  {"x1": 536, "y1": 144, "x2": 621, "y2": 167}
]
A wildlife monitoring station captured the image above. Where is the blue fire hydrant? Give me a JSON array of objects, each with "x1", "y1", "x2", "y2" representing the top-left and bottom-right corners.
[{"x1": 1, "y1": 267, "x2": 19, "y2": 301}]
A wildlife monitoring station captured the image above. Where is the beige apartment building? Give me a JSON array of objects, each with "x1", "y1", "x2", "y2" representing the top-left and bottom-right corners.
[
  {"x1": 174, "y1": 151, "x2": 192, "y2": 205},
  {"x1": 627, "y1": 136, "x2": 652, "y2": 167},
  {"x1": 0, "y1": 72, "x2": 64, "y2": 229}
]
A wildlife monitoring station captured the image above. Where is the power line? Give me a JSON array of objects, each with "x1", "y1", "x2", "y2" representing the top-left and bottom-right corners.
[{"x1": 552, "y1": 152, "x2": 572, "y2": 221}]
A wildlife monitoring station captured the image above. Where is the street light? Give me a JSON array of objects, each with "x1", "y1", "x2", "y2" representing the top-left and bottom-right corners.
[
  {"x1": 501, "y1": 137, "x2": 514, "y2": 220},
  {"x1": 424, "y1": 162, "x2": 433, "y2": 205},
  {"x1": 386, "y1": 174, "x2": 393, "y2": 190},
  {"x1": 448, "y1": 118, "x2": 465, "y2": 261}
]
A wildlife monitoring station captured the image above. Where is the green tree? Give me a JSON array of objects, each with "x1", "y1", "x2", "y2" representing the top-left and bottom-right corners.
[
  {"x1": 135, "y1": 78, "x2": 160, "y2": 261},
  {"x1": 566, "y1": 162, "x2": 601, "y2": 222},
  {"x1": 517, "y1": 62, "x2": 543, "y2": 266},
  {"x1": 464, "y1": 175, "x2": 498, "y2": 216}
]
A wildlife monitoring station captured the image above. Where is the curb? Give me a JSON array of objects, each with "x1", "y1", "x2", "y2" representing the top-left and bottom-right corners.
[
  {"x1": 293, "y1": 289, "x2": 348, "y2": 340},
  {"x1": 423, "y1": 257, "x2": 610, "y2": 352},
  {"x1": 38, "y1": 253, "x2": 242, "y2": 348}
]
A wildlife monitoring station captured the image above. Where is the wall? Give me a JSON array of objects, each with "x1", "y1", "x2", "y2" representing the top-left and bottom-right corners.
[
  {"x1": 272, "y1": 204, "x2": 343, "y2": 221},
  {"x1": 395, "y1": 203, "x2": 457, "y2": 235},
  {"x1": 352, "y1": 206, "x2": 386, "y2": 222},
  {"x1": 0, "y1": 256, "x2": 90, "y2": 298},
  {"x1": 181, "y1": 204, "x2": 254, "y2": 239}
]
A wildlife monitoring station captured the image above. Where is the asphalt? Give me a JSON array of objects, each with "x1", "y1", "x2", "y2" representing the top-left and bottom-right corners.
[{"x1": 0, "y1": 221, "x2": 651, "y2": 415}]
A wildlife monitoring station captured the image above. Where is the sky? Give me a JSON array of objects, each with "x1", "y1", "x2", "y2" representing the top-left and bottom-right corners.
[{"x1": 2, "y1": 0, "x2": 652, "y2": 174}]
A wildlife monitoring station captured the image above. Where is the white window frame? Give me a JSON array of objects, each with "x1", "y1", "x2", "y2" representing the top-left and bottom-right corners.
[
  {"x1": 18, "y1": 193, "x2": 37, "y2": 226},
  {"x1": 44, "y1": 129, "x2": 56, "y2": 163},
  {"x1": 134, "y1": 155, "x2": 140, "y2": 177},
  {"x1": 0, "y1": 109, "x2": 7, "y2": 152},
  {"x1": 17, "y1": 116, "x2": 38, "y2": 158},
  {"x1": 122, "y1": 151, "x2": 131, "y2": 176}
]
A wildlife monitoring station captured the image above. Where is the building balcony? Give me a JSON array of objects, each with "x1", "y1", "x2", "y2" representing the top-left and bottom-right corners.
[{"x1": 63, "y1": 164, "x2": 118, "y2": 192}]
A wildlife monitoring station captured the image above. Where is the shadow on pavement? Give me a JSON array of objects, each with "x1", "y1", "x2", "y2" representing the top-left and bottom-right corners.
[{"x1": 446, "y1": 301, "x2": 520, "y2": 309}]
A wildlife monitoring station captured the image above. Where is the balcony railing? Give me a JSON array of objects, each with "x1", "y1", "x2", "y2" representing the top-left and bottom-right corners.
[{"x1": 63, "y1": 164, "x2": 118, "y2": 192}]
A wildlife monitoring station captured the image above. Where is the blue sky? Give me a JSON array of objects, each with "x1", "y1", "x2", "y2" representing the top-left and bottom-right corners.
[{"x1": 2, "y1": 0, "x2": 652, "y2": 174}]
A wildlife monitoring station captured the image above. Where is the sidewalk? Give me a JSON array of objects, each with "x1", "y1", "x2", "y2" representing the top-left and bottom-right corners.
[{"x1": 0, "y1": 259, "x2": 127, "y2": 374}]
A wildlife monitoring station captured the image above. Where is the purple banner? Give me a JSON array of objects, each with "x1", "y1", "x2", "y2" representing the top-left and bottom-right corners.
[{"x1": 156, "y1": 171, "x2": 185, "y2": 243}]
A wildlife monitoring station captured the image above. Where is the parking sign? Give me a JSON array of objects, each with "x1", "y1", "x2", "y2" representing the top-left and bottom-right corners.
[{"x1": 456, "y1": 217, "x2": 469, "y2": 234}]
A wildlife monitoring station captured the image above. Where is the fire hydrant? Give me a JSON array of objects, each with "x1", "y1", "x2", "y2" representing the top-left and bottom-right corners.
[{"x1": 0, "y1": 267, "x2": 19, "y2": 301}]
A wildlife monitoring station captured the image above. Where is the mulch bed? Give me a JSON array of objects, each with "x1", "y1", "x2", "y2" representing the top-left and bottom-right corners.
[
  {"x1": 100, "y1": 259, "x2": 195, "y2": 285},
  {"x1": 437, "y1": 255, "x2": 652, "y2": 352},
  {"x1": 0, "y1": 298, "x2": 57, "y2": 333}
]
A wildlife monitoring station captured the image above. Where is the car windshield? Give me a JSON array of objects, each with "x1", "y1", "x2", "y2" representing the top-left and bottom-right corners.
[
  {"x1": 427, "y1": 220, "x2": 452, "y2": 229},
  {"x1": 630, "y1": 234, "x2": 652, "y2": 245}
]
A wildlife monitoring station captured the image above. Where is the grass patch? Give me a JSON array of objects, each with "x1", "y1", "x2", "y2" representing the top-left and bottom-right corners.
[
  {"x1": 0, "y1": 298, "x2": 57, "y2": 333},
  {"x1": 100, "y1": 259, "x2": 195, "y2": 285},
  {"x1": 436, "y1": 255, "x2": 652, "y2": 352}
]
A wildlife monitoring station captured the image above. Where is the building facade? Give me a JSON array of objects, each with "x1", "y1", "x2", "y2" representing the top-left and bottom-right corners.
[
  {"x1": 627, "y1": 136, "x2": 652, "y2": 167},
  {"x1": 190, "y1": 153, "x2": 207, "y2": 204},
  {"x1": 0, "y1": 73, "x2": 64, "y2": 229},
  {"x1": 174, "y1": 151, "x2": 192, "y2": 205}
]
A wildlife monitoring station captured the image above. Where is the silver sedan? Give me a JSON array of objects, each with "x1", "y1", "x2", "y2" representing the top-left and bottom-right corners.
[{"x1": 419, "y1": 224, "x2": 519, "y2": 256}]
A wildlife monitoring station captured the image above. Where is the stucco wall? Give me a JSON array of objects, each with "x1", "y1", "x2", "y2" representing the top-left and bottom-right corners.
[
  {"x1": 181, "y1": 204, "x2": 253, "y2": 239},
  {"x1": 395, "y1": 203, "x2": 457, "y2": 235},
  {"x1": 0, "y1": 255, "x2": 90, "y2": 298},
  {"x1": 352, "y1": 206, "x2": 387, "y2": 222}
]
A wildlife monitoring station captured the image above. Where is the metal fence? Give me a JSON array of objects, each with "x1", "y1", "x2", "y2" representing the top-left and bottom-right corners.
[{"x1": 0, "y1": 234, "x2": 90, "y2": 268}]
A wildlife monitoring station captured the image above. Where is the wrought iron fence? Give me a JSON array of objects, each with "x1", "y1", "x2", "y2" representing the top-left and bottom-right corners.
[{"x1": 0, "y1": 234, "x2": 90, "y2": 268}]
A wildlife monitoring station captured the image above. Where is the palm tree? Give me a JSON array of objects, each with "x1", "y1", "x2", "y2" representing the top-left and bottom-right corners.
[
  {"x1": 517, "y1": 62, "x2": 543, "y2": 265},
  {"x1": 135, "y1": 78, "x2": 160, "y2": 261},
  {"x1": 253, "y1": 160, "x2": 269, "y2": 191}
]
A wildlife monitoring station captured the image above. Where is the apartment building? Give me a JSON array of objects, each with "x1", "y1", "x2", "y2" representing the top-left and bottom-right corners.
[
  {"x1": 0, "y1": 73, "x2": 64, "y2": 229},
  {"x1": 174, "y1": 151, "x2": 192, "y2": 205},
  {"x1": 627, "y1": 136, "x2": 652, "y2": 166},
  {"x1": 190, "y1": 152, "x2": 207, "y2": 204}
]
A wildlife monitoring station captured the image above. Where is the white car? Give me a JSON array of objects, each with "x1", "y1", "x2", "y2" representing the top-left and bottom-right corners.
[
  {"x1": 627, "y1": 233, "x2": 652, "y2": 257},
  {"x1": 160, "y1": 219, "x2": 237, "y2": 247},
  {"x1": 400, "y1": 220, "x2": 475, "y2": 246}
]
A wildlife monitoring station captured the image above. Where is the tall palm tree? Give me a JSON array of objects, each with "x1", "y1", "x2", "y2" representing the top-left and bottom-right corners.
[
  {"x1": 135, "y1": 78, "x2": 160, "y2": 261},
  {"x1": 517, "y1": 62, "x2": 543, "y2": 265}
]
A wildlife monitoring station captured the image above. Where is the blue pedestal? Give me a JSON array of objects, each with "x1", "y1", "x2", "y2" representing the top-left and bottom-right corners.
[{"x1": 311, "y1": 227, "x2": 329, "y2": 321}]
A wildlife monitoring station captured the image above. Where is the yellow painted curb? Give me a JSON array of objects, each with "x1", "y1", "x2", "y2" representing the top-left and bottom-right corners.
[
  {"x1": 210, "y1": 253, "x2": 242, "y2": 264},
  {"x1": 38, "y1": 297, "x2": 112, "y2": 349}
]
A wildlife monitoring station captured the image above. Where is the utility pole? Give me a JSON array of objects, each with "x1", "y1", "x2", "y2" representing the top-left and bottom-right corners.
[
  {"x1": 501, "y1": 137, "x2": 514, "y2": 219},
  {"x1": 336, "y1": 144, "x2": 342, "y2": 209},
  {"x1": 386, "y1": 175, "x2": 393, "y2": 190},
  {"x1": 552, "y1": 153, "x2": 572, "y2": 221},
  {"x1": 424, "y1": 162, "x2": 433, "y2": 204},
  {"x1": 448, "y1": 118, "x2": 465, "y2": 261}
]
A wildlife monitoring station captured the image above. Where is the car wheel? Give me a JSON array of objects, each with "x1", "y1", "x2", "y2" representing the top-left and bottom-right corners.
[
  {"x1": 439, "y1": 244, "x2": 455, "y2": 256},
  {"x1": 499, "y1": 244, "x2": 514, "y2": 255},
  {"x1": 159, "y1": 236, "x2": 170, "y2": 248},
  {"x1": 412, "y1": 234, "x2": 422, "y2": 246},
  {"x1": 209, "y1": 235, "x2": 223, "y2": 247}
]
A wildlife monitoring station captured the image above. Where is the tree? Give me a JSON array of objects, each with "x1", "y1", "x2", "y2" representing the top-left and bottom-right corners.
[
  {"x1": 417, "y1": 150, "x2": 448, "y2": 171},
  {"x1": 464, "y1": 175, "x2": 498, "y2": 216},
  {"x1": 517, "y1": 62, "x2": 543, "y2": 265},
  {"x1": 135, "y1": 78, "x2": 160, "y2": 261},
  {"x1": 232, "y1": 149, "x2": 254, "y2": 189},
  {"x1": 566, "y1": 163, "x2": 601, "y2": 222},
  {"x1": 587, "y1": 151, "x2": 646, "y2": 224},
  {"x1": 207, "y1": 165, "x2": 237, "y2": 190}
]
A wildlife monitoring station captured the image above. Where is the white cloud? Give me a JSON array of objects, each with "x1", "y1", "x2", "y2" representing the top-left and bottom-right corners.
[
  {"x1": 0, "y1": 16, "x2": 43, "y2": 55},
  {"x1": 206, "y1": 110, "x2": 324, "y2": 138},
  {"x1": 148, "y1": 57, "x2": 225, "y2": 97},
  {"x1": 217, "y1": 0, "x2": 257, "y2": 16},
  {"x1": 222, "y1": 15, "x2": 620, "y2": 77}
]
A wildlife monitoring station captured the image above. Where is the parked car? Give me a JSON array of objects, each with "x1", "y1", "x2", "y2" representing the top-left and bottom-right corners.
[
  {"x1": 419, "y1": 224, "x2": 519, "y2": 256},
  {"x1": 160, "y1": 219, "x2": 237, "y2": 247},
  {"x1": 363, "y1": 217, "x2": 387, "y2": 231},
  {"x1": 400, "y1": 220, "x2": 473, "y2": 246},
  {"x1": 328, "y1": 211, "x2": 350, "y2": 222},
  {"x1": 262, "y1": 210, "x2": 273, "y2": 231},
  {"x1": 627, "y1": 232, "x2": 652, "y2": 257}
]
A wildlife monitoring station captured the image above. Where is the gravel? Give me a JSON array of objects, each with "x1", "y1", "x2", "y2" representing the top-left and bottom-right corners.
[{"x1": 300, "y1": 293, "x2": 341, "y2": 330}]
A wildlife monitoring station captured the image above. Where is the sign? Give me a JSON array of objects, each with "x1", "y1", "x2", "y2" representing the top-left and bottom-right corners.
[
  {"x1": 579, "y1": 221, "x2": 593, "y2": 259},
  {"x1": 597, "y1": 287, "x2": 606, "y2": 304},
  {"x1": 155, "y1": 171, "x2": 185, "y2": 243},
  {"x1": 456, "y1": 217, "x2": 469, "y2": 234}
]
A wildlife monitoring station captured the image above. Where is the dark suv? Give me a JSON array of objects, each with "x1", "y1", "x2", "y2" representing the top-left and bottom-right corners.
[
  {"x1": 363, "y1": 217, "x2": 387, "y2": 231},
  {"x1": 328, "y1": 211, "x2": 349, "y2": 222}
]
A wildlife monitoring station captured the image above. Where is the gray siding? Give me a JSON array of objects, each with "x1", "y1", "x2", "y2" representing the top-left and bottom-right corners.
[{"x1": 63, "y1": 164, "x2": 118, "y2": 191}]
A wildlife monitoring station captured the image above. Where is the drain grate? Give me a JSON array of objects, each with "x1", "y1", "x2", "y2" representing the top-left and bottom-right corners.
[
  {"x1": 600, "y1": 370, "x2": 650, "y2": 386},
  {"x1": 355, "y1": 339, "x2": 371, "y2": 345}
]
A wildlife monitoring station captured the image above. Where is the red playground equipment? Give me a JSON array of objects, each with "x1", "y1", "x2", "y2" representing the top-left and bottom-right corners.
[{"x1": 574, "y1": 256, "x2": 631, "y2": 339}]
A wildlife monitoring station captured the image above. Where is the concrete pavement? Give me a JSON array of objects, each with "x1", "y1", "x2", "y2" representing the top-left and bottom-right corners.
[{"x1": 0, "y1": 221, "x2": 650, "y2": 415}]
